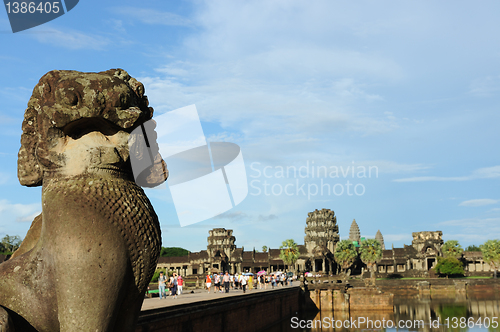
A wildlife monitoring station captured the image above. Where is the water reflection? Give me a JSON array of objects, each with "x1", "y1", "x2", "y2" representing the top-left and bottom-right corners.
[{"x1": 266, "y1": 297, "x2": 500, "y2": 332}]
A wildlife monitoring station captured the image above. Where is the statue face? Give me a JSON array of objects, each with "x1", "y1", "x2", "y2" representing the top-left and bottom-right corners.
[{"x1": 48, "y1": 120, "x2": 131, "y2": 177}]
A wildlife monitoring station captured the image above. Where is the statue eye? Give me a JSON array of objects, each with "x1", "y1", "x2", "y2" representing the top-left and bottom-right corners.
[
  {"x1": 56, "y1": 88, "x2": 78, "y2": 106},
  {"x1": 112, "y1": 92, "x2": 131, "y2": 109}
]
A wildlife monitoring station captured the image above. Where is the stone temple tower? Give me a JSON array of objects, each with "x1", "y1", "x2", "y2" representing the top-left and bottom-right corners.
[
  {"x1": 349, "y1": 219, "x2": 361, "y2": 243},
  {"x1": 304, "y1": 209, "x2": 340, "y2": 254},
  {"x1": 375, "y1": 229, "x2": 385, "y2": 250},
  {"x1": 207, "y1": 228, "x2": 236, "y2": 259}
]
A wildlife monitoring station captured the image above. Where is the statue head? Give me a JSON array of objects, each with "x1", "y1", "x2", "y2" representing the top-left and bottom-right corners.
[{"x1": 18, "y1": 68, "x2": 167, "y2": 187}]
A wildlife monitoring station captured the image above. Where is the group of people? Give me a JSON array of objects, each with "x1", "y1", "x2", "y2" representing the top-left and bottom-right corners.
[
  {"x1": 205, "y1": 271, "x2": 295, "y2": 294},
  {"x1": 157, "y1": 272, "x2": 184, "y2": 299},
  {"x1": 156, "y1": 270, "x2": 295, "y2": 299}
]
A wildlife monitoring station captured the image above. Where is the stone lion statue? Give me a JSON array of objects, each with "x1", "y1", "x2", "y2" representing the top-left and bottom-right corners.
[{"x1": 0, "y1": 69, "x2": 168, "y2": 332}]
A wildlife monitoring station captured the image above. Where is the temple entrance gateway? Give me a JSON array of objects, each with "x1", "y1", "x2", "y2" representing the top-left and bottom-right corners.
[
  {"x1": 427, "y1": 258, "x2": 435, "y2": 270},
  {"x1": 314, "y1": 259, "x2": 323, "y2": 272}
]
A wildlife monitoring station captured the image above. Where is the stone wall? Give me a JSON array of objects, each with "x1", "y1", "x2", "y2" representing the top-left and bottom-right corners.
[
  {"x1": 308, "y1": 288, "x2": 393, "y2": 312},
  {"x1": 348, "y1": 289, "x2": 393, "y2": 311},
  {"x1": 305, "y1": 278, "x2": 500, "y2": 313},
  {"x1": 369, "y1": 278, "x2": 500, "y2": 299},
  {"x1": 136, "y1": 287, "x2": 302, "y2": 332}
]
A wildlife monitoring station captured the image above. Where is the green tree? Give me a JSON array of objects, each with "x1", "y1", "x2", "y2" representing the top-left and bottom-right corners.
[
  {"x1": 334, "y1": 240, "x2": 358, "y2": 276},
  {"x1": 279, "y1": 239, "x2": 299, "y2": 272},
  {"x1": 360, "y1": 239, "x2": 382, "y2": 278},
  {"x1": 151, "y1": 269, "x2": 174, "y2": 283},
  {"x1": 434, "y1": 257, "x2": 464, "y2": 277},
  {"x1": 151, "y1": 269, "x2": 166, "y2": 283},
  {"x1": 1, "y1": 235, "x2": 22, "y2": 254},
  {"x1": 441, "y1": 240, "x2": 463, "y2": 258},
  {"x1": 262, "y1": 245, "x2": 268, "y2": 253},
  {"x1": 465, "y1": 244, "x2": 481, "y2": 252},
  {"x1": 480, "y1": 240, "x2": 500, "y2": 278},
  {"x1": 160, "y1": 247, "x2": 190, "y2": 257}
]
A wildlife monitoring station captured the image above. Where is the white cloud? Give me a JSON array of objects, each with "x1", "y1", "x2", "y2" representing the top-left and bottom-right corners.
[
  {"x1": 258, "y1": 214, "x2": 278, "y2": 221},
  {"x1": 108, "y1": 19, "x2": 125, "y2": 33},
  {"x1": 459, "y1": 199, "x2": 499, "y2": 207},
  {"x1": 361, "y1": 161, "x2": 429, "y2": 174},
  {"x1": 393, "y1": 166, "x2": 500, "y2": 183},
  {"x1": 394, "y1": 176, "x2": 468, "y2": 183},
  {"x1": 439, "y1": 217, "x2": 500, "y2": 231},
  {"x1": 30, "y1": 27, "x2": 109, "y2": 50},
  {"x1": 0, "y1": 200, "x2": 40, "y2": 223},
  {"x1": 471, "y1": 166, "x2": 500, "y2": 179},
  {"x1": 16, "y1": 211, "x2": 40, "y2": 223},
  {"x1": 113, "y1": 7, "x2": 192, "y2": 26},
  {"x1": 469, "y1": 75, "x2": 500, "y2": 97},
  {"x1": 437, "y1": 217, "x2": 500, "y2": 245},
  {"x1": 213, "y1": 210, "x2": 247, "y2": 222},
  {"x1": 206, "y1": 132, "x2": 242, "y2": 143},
  {"x1": 0, "y1": 86, "x2": 32, "y2": 104}
]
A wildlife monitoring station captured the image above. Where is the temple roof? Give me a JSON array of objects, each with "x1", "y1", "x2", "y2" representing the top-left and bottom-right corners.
[{"x1": 158, "y1": 256, "x2": 190, "y2": 264}]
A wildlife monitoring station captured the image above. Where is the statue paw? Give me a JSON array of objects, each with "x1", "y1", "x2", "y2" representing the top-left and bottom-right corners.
[{"x1": 0, "y1": 307, "x2": 14, "y2": 332}]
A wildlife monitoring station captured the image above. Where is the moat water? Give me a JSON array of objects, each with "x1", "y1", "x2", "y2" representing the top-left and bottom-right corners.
[{"x1": 266, "y1": 296, "x2": 500, "y2": 331}]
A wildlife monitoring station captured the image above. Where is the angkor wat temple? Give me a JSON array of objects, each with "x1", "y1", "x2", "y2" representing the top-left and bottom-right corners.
[{"x1": 154, "y1": 208, "x2": 491, "y2": 277}]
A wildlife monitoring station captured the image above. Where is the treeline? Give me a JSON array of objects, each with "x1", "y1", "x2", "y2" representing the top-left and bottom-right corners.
[
  {"x1": 160, "y1": 247, "x2": 189, "y2": 257},
  {"x1": 0, "y1": 235, "x2": 22, "y2": 255},
  {"x1": 330, "y1": 239, "x2": 500, "y2": 278}
]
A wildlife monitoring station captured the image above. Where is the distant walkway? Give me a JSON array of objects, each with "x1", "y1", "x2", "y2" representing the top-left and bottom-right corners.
[{"x1": 141, "y1": 285, "x2": 297, "y2": 311}]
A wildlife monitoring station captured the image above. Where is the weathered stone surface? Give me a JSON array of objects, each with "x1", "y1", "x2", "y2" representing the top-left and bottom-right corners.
[
  {"x1": 0, "y1": 69, "x2": 167, "y2": 332},
  {"x1": 411, "y1": 231, "x2": 443, "y2": 257},
  {"x1": 304, "y1": 208, "x2": 339, "y2": 255}
]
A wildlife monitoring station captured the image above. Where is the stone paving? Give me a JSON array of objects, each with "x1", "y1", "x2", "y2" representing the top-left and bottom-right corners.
[{"x1": 141, "y1": 284, "x2": 297, "y2": 311}]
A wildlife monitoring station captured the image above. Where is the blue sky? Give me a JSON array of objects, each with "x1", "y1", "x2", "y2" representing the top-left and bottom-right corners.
[{"x1": 1, "y1": 1, "x2": 499, "y2": 252}]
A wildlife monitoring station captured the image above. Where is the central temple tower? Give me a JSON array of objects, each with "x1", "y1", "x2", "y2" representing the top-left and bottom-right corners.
[
  {"x1": 302, "y1": 208, "x2": 340, "y2": 273},
  {"x1": 304, "y1": 208, "x2": 340, "y2": 253}
]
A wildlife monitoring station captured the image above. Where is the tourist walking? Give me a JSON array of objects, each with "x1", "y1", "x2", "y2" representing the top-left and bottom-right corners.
[
  {"x1": 177, "y1": 275, "x2": 183, "y2": 295},
  {"x1": 223, "y1": 271, "x2": 230, "y2": 293},
  {"x1": 170, "y1": 274, "x2": 178, "y2": 299},
  {"x1": 241, "y1": 274, "x2": 247, "y2": 293},
  {"x1": 158, "y1": 271, "x2": 167, "y2": 299},
  {"x1": 205, "y1": 273, "x2": 212, "y2": 293},
  {"x1": 214, "y1": 273, "x2": 220, "y2": 293}
]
